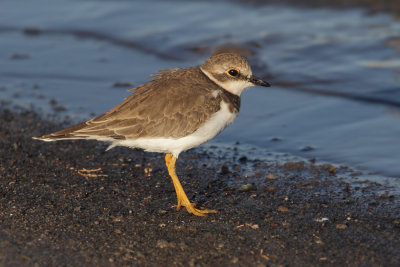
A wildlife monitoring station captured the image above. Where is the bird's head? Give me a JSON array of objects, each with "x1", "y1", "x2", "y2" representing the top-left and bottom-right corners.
[{"x1": 200, "y1": 53, "x2": 270, "y2": 96}]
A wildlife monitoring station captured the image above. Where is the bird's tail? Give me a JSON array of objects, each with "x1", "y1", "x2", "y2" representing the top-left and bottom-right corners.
[{"x1": 32, "y1": 121, "x2": 88, "y2": 141}]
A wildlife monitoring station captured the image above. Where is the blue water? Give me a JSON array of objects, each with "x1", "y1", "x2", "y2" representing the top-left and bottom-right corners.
[{"x1": 1, "y1": 0, "x2": 400, "y2": 180}]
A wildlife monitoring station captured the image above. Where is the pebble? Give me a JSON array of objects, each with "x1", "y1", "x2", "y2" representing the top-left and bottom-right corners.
[
  {"x1": 336, "y1": 224, "x2": 347, "y2": 229},
  {"x1": 315, "y1": 217, "x2": 329, "y2": 223},
  {"x1": 322, "y1": 164, "x2": 336, "y2": 175},
  {"x1": 248, "y1": 224, "x2": 259, "y2": 230},
  {"x1": 239, "y1": 184, "x2": 254, "y2": 191},
  {"x1": 265, "y1": 186, "x2": 277, "y2": 191},
  {"x1": 239, "y1": 156, "x2": 247, "y2": 163},
  {"x1": 158, "y1": 209, "x2": 167, "y2": 214},
  {"x1": 144, "y1": 164, "x2": 153, "y2": 177},
  {"x1": 277, "y1": 206, "x2": 291, "y2": 213},
  {"x1": 156, "y1": 239, "x2": 172, "y2": 248},
  {"x1": 219, "y1": 165, "x2": 230, "y2": 175}
]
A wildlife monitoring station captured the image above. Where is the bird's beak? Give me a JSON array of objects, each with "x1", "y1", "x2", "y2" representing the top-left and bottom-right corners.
[{"x1": 249, "y1": 75, "x2": 271, "y2": 87}]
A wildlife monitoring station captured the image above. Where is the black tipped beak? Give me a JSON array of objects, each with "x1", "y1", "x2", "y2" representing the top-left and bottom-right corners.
[{"x1": 249, "y1": 75, "x2": 271, "y2": 87}]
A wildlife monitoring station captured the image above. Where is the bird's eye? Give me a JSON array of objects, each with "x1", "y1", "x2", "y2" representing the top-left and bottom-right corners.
[{"x1": 227, "y1": 69, "x2": 239, "y2": 77}]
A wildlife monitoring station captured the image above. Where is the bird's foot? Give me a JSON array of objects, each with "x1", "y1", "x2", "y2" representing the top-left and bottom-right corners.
[
  {"x1": 165, "y1": 153, "x2": 216, "y2": 216},
  {"x1": 177, "y1": 199, "x2": 216, "y2": 216}
]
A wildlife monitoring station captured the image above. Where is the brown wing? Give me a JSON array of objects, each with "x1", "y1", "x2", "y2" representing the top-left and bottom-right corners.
[{"x1": 37, "y1": 67, "x2": 224, "y2": 140}]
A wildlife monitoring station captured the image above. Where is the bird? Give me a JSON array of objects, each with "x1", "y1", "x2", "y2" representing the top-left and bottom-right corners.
[{"x1": 33, "y1": 53, "x2": 270, "y2": 216}]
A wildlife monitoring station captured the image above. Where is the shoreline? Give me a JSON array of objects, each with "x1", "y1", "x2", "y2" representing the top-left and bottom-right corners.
[{"x1": 1, "y1": 108, "x2": 399, "y2": 266}]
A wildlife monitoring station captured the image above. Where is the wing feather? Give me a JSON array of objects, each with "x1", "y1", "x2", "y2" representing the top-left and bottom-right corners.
[{"x1": 38, "y1": 67, "x2": 225, "y2": 141}]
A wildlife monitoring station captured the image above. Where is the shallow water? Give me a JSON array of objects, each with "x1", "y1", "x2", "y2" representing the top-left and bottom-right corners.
[{"x1": 1, "y1": 0, "x2": 400, "y2": 178}]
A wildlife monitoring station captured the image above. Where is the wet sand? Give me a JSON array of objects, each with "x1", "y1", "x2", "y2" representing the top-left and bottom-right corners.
[{"x1": 1, "y1": 108, "x2": 399, "y2": 266}]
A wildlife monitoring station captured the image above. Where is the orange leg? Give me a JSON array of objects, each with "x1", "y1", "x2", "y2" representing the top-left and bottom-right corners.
[{"x1": 165, "y1": 153, "x2": 216, "y2": 216}]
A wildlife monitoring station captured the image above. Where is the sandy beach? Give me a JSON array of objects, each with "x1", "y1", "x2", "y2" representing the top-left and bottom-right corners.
[{"x1": 1, "y1": 108, "x2": 399, "y2": 266}]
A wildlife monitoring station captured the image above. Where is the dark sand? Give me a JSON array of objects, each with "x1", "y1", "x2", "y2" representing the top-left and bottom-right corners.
[
  {"x1": 239, "y1": 0, "x2": 400, "y2": 16},
  {"x1": 1, "y1": 108, "x2": 399, "y2": 266}
]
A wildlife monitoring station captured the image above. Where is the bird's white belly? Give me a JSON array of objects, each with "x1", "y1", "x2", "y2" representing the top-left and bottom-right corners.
[{"x1": 113, "y1": 101, "x2": 237, "y2": 157}]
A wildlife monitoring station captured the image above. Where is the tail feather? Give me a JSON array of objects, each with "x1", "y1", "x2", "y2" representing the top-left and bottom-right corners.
[{"x1": 33, "y1": 121, "x2": 88, "y2": 141}]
